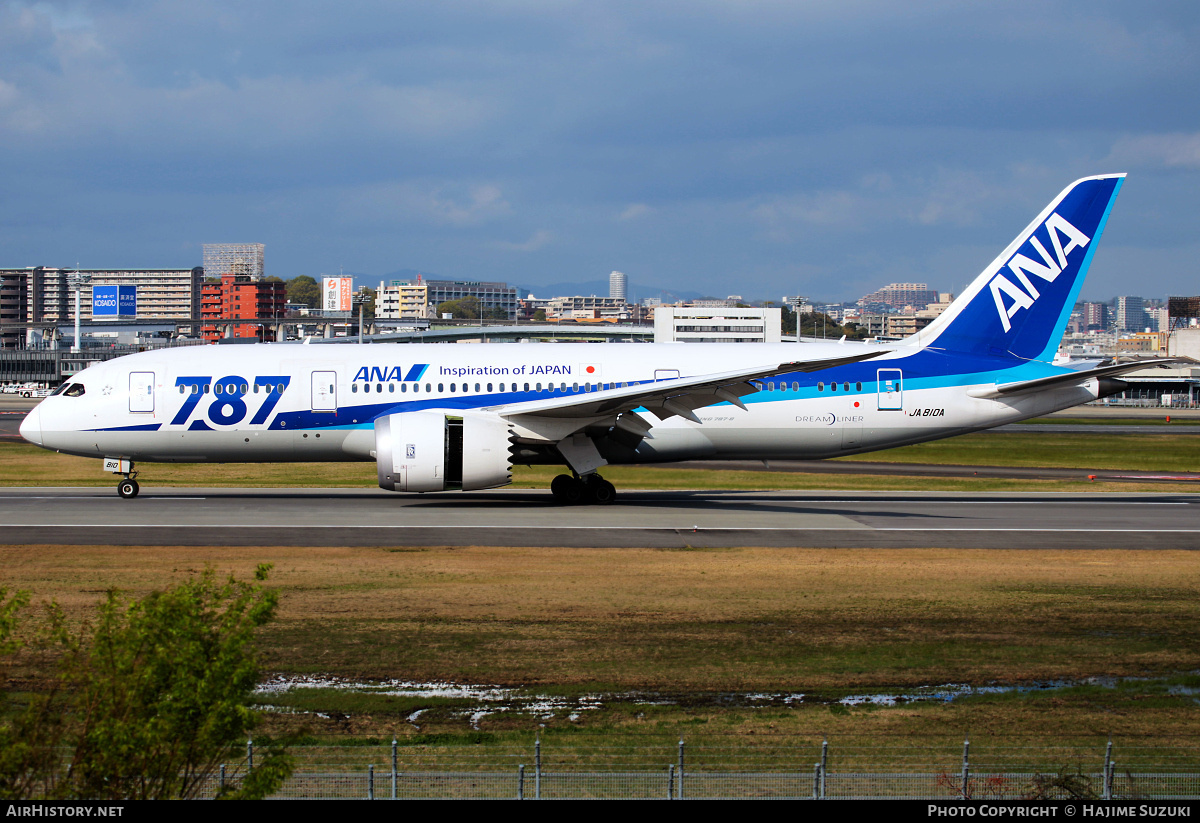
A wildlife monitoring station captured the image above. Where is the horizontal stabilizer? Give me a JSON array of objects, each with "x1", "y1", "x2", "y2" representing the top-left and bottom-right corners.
[{"x1": 968, "y1": 358, "x2": 1180, "y2": 398}]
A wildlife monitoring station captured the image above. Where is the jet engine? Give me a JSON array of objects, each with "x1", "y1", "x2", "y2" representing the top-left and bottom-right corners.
[{"x1": 375, "y1": 410, "x2": 514, "y2": 492}]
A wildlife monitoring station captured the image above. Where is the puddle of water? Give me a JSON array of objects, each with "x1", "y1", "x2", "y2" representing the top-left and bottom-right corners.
[{"x1": 255, "y1": 674, "x2": 1194, "y2": 723}]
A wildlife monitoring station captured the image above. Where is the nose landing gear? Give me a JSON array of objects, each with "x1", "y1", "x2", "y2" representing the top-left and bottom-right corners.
[
  {"x1": 104, "y1": 457, "x2": 139, "y2": 499},
  {"x1": 550, "y1": 473, "x2": 616, "y2": 505}
]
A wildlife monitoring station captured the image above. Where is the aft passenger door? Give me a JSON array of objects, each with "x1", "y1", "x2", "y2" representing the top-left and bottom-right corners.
[
  {"x1": 311, "y1": 371, "x2": 337, "y2": 412},
  {"x1": 877, "y1": 369, "x2": 903, "y2": 411}
]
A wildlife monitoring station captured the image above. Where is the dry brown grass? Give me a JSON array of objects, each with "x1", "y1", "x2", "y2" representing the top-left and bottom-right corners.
[{"x1": 5, "y1": 544, "x2": 1199, "y2": 693}]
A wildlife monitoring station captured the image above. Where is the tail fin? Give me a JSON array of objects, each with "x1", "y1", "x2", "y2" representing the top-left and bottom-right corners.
[{"x1": 914, "y1": 174, "x2": 1125, "y2": 362}]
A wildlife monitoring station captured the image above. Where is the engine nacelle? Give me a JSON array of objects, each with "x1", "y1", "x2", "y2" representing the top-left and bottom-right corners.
[{"x1": 375, "y1": 410, "x2": 513, "y2": 492}]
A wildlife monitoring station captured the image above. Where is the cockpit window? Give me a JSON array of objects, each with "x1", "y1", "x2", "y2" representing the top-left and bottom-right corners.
[{"x1": 52, "y1": 383, "x2": 85, "y2": 397}]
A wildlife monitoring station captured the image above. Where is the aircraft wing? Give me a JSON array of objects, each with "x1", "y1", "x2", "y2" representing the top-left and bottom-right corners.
[
  {"x1": 972, "y1": 358, "x2": 1181, "y2": 398},
  {"x1": 488, "y1": 350, "x2": 889, "y2": 425}
]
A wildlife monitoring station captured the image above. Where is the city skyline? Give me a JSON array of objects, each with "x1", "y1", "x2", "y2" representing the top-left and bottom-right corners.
[{"x1": 2, "y1": 3, "x2": 1198, "y2": 303}]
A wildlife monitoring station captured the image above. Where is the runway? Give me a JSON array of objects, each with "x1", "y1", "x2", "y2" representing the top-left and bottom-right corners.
[{"x1": 1, "y1": 487, "x2": 1196, "y2": 549}]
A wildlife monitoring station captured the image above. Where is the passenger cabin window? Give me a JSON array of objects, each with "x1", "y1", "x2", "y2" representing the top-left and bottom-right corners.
[{"x1": 818, "y1": 382, "x2": 824, "y2": 391}]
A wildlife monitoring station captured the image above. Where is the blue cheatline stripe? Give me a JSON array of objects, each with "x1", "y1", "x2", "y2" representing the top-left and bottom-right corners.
[
  {"x1": 91, "y1": 423, "x2": 162, "y2": 432},
  {"x1": 403, "y1": 364, "x2": 429, "y2": 381}
]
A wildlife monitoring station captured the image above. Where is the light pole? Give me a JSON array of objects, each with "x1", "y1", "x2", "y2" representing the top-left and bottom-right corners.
[
  {"x1": 352, "y1": 293, "x2": 370, "y2": 345},
  {"x1": 68, "y1": 271, "x2": 92, "y2": 353}
]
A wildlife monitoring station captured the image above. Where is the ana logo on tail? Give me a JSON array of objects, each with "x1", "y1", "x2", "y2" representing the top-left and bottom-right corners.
[{"x1": 989, "y1": 213, "x2": 1091, "y2": 333}]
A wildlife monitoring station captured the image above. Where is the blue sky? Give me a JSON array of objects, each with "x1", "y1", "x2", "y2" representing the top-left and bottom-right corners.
[{"x1": 2, "y1": 1, "x2": 1198, "y2": 303}]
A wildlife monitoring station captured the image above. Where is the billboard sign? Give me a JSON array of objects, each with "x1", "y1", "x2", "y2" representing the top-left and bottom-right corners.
[
  {"x1": 323, "y1": 277, "x2": 352, "y2": 313},
  {"x1": 92, "y1": 285, "x2": 137, "y2": 317}
]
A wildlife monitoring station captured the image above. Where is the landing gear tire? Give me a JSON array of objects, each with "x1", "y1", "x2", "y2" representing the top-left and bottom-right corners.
[
  {"x1": 588, "y1": 477, "x2": 616, "y2": 505},
  {"x1": 551, "y1": 474, "x2": 584, "y2": 504},
  {"x1": 117, "y1": 478, "x2": 140, "y2": 499},
  {"x1": 551, "y1": 473, "x2": 615, "y2": 504}
]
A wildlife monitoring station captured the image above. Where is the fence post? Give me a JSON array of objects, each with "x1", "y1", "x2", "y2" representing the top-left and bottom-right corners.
[
  {"x1": 1108, "y1": 761, "x2": 1115, "y2": 801},
  {"x1": 668, "y1": 765, "x2": 675, "y2": 799},
  {"x1": 368, "y1": 764, "x2": 374, "y2": 800},
  {"x1": 392, "y1": 739, "x2": 398, "y2": 800},
  {"x1": 535, "y1": 736, "x2": 542, "y2": 800},
  {"x1": 219, "y1": 764, "x2": 225, "y2": 795},
  {"x1": 678, "y1": 738, "x2": 685, "y2": 800},
  {"x1": 518, "y1": 765, "x2": 525, "y2": 800},
  {"x1": 961, "y1": 738, "x2": 970, "y2": 800},
  {"x1": 820, "y1": 740, "x2": 828, "y2": 799},
  {"x1": 1104, "y1": 741, "x2": 1113, "y2": 801},
  {"x1": 813, "y1": 763, "x2": 821, "y2": 799},
  {"x1": 247, "y1": 738, "x2": 253, "y2": 773}
]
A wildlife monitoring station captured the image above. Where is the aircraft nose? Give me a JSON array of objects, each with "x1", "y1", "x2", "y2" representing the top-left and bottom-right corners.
[{"x1": 19, "y1": 404, "x2": 42, "y2": 446}]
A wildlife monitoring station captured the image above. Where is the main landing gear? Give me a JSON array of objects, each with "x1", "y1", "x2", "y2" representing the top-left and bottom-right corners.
[{"x1": 550, "y1": 473, "x2": 616, "y2": 505}]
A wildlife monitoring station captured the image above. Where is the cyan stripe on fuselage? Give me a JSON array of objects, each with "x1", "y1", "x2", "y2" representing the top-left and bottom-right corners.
[{"x1": 264, "y1": 345, "x2": 1069, "y2": 431}]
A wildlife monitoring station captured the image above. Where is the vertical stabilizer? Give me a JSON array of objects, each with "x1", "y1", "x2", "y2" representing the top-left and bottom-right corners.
[{"x1": 915, "y1": 174, "x2": 1125, "y2": 362}]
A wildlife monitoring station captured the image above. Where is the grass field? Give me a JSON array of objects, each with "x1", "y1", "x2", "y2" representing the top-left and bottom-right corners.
[
  {"x1": 5, "y1": 542, "x2": 1200, "y2": 754},
  {"x1": 2, "y1": 430, "x2": 1199, "y2": 758}
]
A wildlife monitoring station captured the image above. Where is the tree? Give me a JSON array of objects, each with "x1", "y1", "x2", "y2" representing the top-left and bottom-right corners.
[
  {"x1": 437, "y1": 296, "x2": 480, "y2": 319},
  {"x1": 354, "y1": 286, "x2": 377, "y2": 320},
  {"x1": 0, "y1": 568, "x2": 292, "y2": 800},
  {"x1": 0, "y1": 589, "x2": 69, "y2": 800},
  {"x1": 286, "y1": 275, "x2": 321, "y2": 308},
  {"x1": 532, "y1": 308, "x2": 547, "y2": 322}
]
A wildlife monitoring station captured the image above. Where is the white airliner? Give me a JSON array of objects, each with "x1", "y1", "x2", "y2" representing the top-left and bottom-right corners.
[{"x1": 21, "y1": 174, "x2": 1168, "y2": 502}]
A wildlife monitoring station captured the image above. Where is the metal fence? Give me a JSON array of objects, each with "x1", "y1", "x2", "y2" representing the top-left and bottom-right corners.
[
  {"x1": 183, "y1": 739, "x2": 1200, "y2": 799},
  {"x1": 198, "y1": 768, "x2": 1200, "y2": 800}
]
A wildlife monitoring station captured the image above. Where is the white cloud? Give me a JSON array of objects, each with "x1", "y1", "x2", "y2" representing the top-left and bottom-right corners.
[
  {"x1": 0, "y1": 79, "x2": 18, "y2": 108},
  {"x1": 335, "y1": 182, "x2": 511, "y2": 228},
  {"x1": 429, "y1": 185, "x2": 511, "y2": 226},
  {"x1": 617, "y1": 203, "x2": 653, "y2": 221},
  {"x1": 493, "y1": 229, "x2": 552, "y2": 252},
  {"x1": 751, "y1": 190, "x2": 862, "y2": 241},
  {"x1": 1106, "y1": 133, "x2": 1200, "y2": 171}
]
